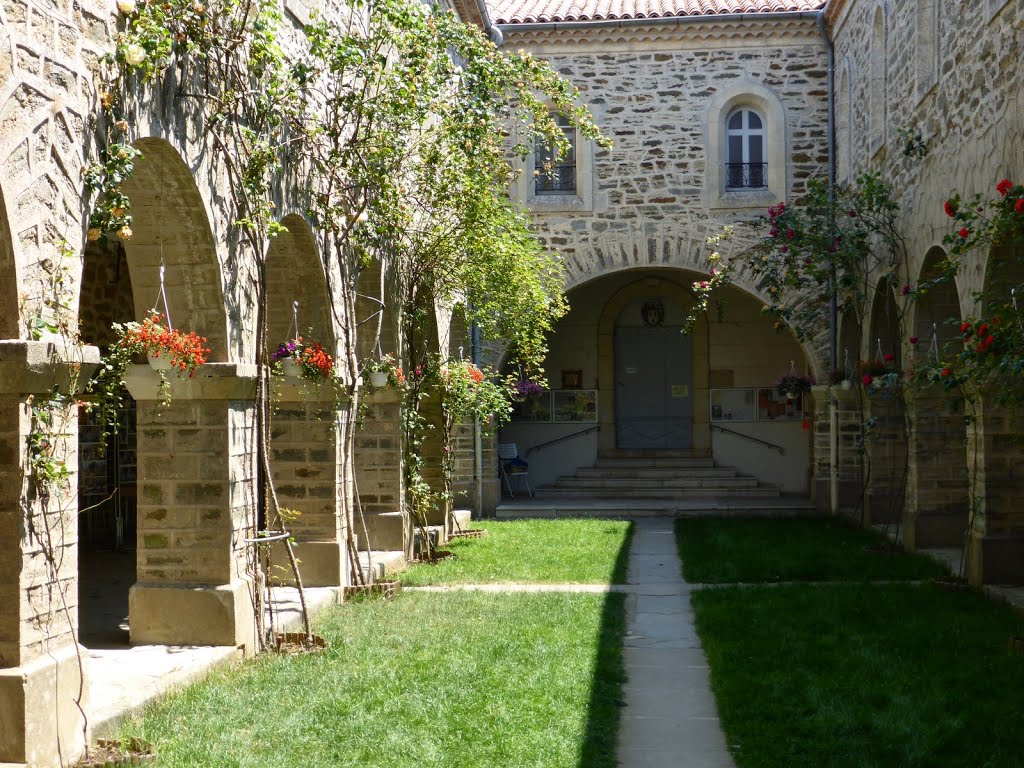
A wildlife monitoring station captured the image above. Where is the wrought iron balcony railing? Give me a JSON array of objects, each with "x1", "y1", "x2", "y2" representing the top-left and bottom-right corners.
[
  {"x1": 726, "y1": 162, "x2": 768, "y2": 189},
  {"x1": 535, "y1": 166, "x2": 577, "y2": 195}
]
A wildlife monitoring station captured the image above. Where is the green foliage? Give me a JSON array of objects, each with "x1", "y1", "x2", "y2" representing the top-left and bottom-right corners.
[
  {"x1": 28, "y1": 388, "x2": 74, "y2": 499},
  {"x1": 675, "y1": 517, "x2": 945, "y2": 583},
  {"x1": 399, "y1": 519, "x2": 634, "y2": 586}
]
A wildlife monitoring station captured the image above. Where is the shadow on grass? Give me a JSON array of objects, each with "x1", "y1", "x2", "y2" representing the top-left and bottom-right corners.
[{"x1": 577, "y1": 520, "x2": 633, "y2": 767}]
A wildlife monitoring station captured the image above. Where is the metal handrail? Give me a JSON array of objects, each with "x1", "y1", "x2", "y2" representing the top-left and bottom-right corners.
[
  {"x1": 710, "y1": 423, "x2": 785, "y2": 455},
  {"x1": 525, "y1": 425, "x2": 600, "y2": 457}
]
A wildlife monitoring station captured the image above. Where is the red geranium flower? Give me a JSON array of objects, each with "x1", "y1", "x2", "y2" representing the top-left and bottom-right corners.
[
  {"x1": 944, "y1": 200, "x2": 957, "y2": 217},
  {"x1": 997, "y1": 179, "x2": 1013, "y2": 196},
  {"x1": 883, "y1": 353, "x2": 894, "y2": 363},
  {"x1": 960, "y1": 321, "x2": 972, "y2": 335},
  {"x1": 1016, "y1": 198, "x2": 1024, "y2": 213}
]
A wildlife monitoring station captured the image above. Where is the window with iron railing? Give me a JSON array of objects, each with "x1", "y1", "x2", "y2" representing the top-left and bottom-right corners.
[
  {"x1": 726, "y1": 109, "x2": 767, "y2": 190},
  {"x1": 534, "y1": 112, "x2": 577, "y2": 195}
]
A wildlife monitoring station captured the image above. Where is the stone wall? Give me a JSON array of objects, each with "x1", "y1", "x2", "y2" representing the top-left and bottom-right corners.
[{"x1": 831, "y1": 0, "x2": 1024, "y2": 580}]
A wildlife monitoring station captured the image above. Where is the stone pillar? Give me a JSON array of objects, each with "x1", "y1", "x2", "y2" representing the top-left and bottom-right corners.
[
  {"x1": 964, "y1": 398, "x2": 1024, "y2": 585},
  {"x1": 902, "y1": 386, "x2": 969, "y2": 551},
  {"x1": 124, "y1": 363, "x2": 257, "y2": 652},
  {"x1": 0, "y1": 341, "x2": 99, "y2": 767},
  {"x1": 863, "y1": 389, "x2": 908, "y2": 527},
  {"x1": 354, "y1": 387, "x2": 404, "y2": 552},
  {"x1": 268, "y1": 382, "x2": 348, "y2": 587},
  {"x1": 811, "y1": 385, "x2": 864, "y2": 516}
]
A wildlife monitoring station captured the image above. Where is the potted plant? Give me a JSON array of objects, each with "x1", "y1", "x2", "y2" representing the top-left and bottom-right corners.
[
  {"x1": 118, "y1": 313, "x2": 209, "y2": 376},
  {"x1": 363, "y1": 353, "x2": 403, "y2": 388},
  {"x1": 510, "y1": 377, "x2": 546, "y2": 403},
  {"x1": 273, "y1": 338, "x2": 334, "y2": 382},
  {"x1": 859, "y1": 355, "x2": 900, "y2": 391},
  {"x1": 776, "y1": 370, "x2": 815, "y2": 400},
  {"x1": 827, "y1": 369, "x2": 852, "y2": 391}
]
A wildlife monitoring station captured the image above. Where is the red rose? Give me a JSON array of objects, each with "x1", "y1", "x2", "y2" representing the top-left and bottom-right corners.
[
  {"x1": 862, "y1": 374, "x2": 874, "y2": 386},
  {"x1": 960, "y1": 321, "x2": 971, "y2": 335},
  {"x1": 909, "y1": 336, "x2": 919, "y2": 345},
  {"x1": 958, "y1": 227, "x2": 970, "y2": 238},
  {"x1": 944, "y1": 200, "x2": 957, "y2": 217},
  {"x1": 978, "y1": 323, "x2": 988, "y2": 336},
  {"x1": 941, "y1": 368, "x2": 951, "y2": 377},
  {"x1": 901, "y1": 284, "x2": 911, "y2": 295},
  {"x1": 1016, "y1": 198, "x2": 1024, "y2": 213},
  {"x1": 997, "y1": 179, "x2": 1013, "y2": 196}
]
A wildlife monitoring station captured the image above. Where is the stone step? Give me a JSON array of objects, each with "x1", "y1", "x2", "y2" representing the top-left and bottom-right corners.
[
  {"x1": 575, "y1": 467, "x2": 739, "y2": 479},
  {"x1": 595, "y1": 457, "x2": 717, "y2": 469},
  {"x1": 357, "y1": 511, "x2": 403, "y2": 552},
  {"x1": 533, "y1": 486, "x2": 781, "y2": 499},
  {"x1": 598, "y1": 449, "x2": 711, "y2": 460},
  {"x1": 358, "y1": 550, "x2": 405, "y2": 583},
  {"x1": 550, "y1": 476, "x2": 760, "y2": 490}
]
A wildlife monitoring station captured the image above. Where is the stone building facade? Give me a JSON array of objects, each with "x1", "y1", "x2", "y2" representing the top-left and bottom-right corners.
[{"x1": 495, "y1": 0, "x2": 1024, "y2": 579}]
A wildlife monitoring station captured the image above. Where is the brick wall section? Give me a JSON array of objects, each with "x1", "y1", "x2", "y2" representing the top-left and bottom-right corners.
[
  {"x1": 136, "y1": 399, "x2": 253, "y2": 585},
  {"x1": 355, "y1": 389, "x2": 403, "y2": 515},
  {"x1": 271, "y1": 403, "x2": 338, "y2": 540},
  {"x1": 0, "y1": 395, "x2": 78, "y2": 668}
]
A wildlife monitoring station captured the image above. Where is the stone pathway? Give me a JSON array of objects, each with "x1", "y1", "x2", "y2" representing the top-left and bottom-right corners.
[{"x1": 616, "y1": 518, "x2": 736, "y2": 768}]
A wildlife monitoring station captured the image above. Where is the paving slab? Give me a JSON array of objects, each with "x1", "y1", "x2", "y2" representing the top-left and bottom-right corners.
[{"x1": 617, "y1": 518, "x2": 736, "y2": 768}]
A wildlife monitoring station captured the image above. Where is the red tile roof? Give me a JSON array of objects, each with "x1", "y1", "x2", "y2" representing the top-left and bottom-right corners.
[{"x1": 491, "y1": 0, "x2": 824, "y2": 24}]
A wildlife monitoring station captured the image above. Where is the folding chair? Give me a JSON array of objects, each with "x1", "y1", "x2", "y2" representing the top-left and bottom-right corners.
[{"x1": 498, "y1": 442, "x2": 533, "y2": 498}]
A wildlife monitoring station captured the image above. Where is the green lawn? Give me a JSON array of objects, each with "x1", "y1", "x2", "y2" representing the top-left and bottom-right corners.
[
  {"x1": 400, "y1": 519, "x2": 633, "y2": 586},
  {"x1": 118, "y1": 591, "x2": 626, "y2": 768},
  {"x1": 675, "y1": 517, "x2": 948, "y2": 583},
  {"x1": 693, "y1": 583, "x2": 1024, "y2": 768}
]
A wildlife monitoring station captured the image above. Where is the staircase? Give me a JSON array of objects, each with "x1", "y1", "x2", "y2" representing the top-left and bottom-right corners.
[
  {"x1": 536, "y1": 449, "x2": 780, "y2": 499},
  {"x1": 497, "y1": 449, "x2": 816, "y2": 519}
]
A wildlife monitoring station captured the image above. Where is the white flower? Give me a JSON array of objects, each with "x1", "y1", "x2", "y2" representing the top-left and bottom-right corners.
[
  {"x1": 708, "y1": 251, "x2": 721, "y2": 262},
  {"x1": 117, "y1": 0, "x2": 136, "y2": 14},
  {"x1": 124, "y1": 43, "x2": 146, "y2": 67}
]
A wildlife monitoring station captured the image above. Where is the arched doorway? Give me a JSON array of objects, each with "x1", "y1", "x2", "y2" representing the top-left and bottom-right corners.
[{"x1": 613, "y1": 296, "x2": 692, "y2": 449}]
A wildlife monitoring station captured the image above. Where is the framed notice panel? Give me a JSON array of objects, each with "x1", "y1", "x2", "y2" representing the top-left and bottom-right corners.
[{"x1": 710, "y1": 388, "x2": 804, "y2": 423}]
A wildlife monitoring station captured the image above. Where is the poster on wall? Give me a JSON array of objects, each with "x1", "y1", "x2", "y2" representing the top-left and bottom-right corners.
[{"x1": 709, "y1": 389, "x2": 757, "y2": 422}]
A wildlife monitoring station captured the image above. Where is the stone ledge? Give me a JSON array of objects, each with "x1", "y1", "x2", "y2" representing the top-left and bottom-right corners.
[
  {"x1": 0, "y1": 340, "x2": 100, "y2": 394},
  {"x1": 124, "y1": 362, "x2": 258, "y2": 401}
]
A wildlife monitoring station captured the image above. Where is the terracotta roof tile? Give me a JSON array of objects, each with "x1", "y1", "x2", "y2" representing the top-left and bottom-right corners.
[{"x1": 491, "y1": 0, "x2": 824, "y2": 24}]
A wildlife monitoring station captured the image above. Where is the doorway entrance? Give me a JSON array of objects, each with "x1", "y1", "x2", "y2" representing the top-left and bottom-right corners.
[{"x1": 614, "y1": 298, "x2": 693, "y2": 449}]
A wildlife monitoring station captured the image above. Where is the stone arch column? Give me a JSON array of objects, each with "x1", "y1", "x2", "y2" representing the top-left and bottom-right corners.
[
  {"x1": 863, "y1": 278, "x2": 908, "y2": 527},
  {"x1": 903, "y1": 248, "x2": 968, "y2": 550},
  {"x1": 0, "y1": 182, "x2": 99, "y2": 766},
  {"x1": 114, "y1": 139, "x2": 257, "y2": 650},
  {"x1": 265, "y1": 215, "x2": 348, "y2": 586}
]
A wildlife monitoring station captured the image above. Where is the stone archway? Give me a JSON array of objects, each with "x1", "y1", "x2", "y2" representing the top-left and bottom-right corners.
[
  {"x1": 265, "y1": 215, "x2": 348, "y2": 587},
  {"x1": 965, "y1": 243, "x2": 1024, "y2": 583},
  {"x1": 863, "y1": 278, "x2": 908, "y2": 527},
  {"x1": 904, "y1": 248, "x2": 969, "y2": 550},
  {"x1": 114, "y1": 138, "x2": 229, "y2": 360}
]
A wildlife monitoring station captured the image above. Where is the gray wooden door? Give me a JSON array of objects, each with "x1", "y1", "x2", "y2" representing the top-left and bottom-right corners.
[{"x1": 615, "y1": 325, "x2": 693, "y2": 449}]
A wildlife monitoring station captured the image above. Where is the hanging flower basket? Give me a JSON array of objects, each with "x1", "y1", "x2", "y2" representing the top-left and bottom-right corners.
[
  {"x1": 272, "y1": 338, "x2": 334, "y2": 382},
  {"x1": 362, "y1": 353, "x2": 405, "y2": 389},
  {"x1": 118, "y1": 313, "x2": 210, "y2": 377},
  {"x1": 510, "y1": 378, "x2": 546, "y2": 403},
  {"x1": 776, "y1": 372, "x2": 814, "y2": 400}
]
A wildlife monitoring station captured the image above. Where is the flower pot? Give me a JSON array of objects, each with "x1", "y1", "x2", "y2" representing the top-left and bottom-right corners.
[
  {"x1": 148, "y1": 354, "x2": 173, "y2": 372},
  {"x1": 785, "y1": 390, "x2": 798, "y2": 400},
  {"x1": 369, "y1": 371, "x2": 389, "y2": 388},
  {"x1": 510, "y1": 392, "x2": 527, "y2": 403},
  {"x1": 281, "y1": 358, "x2": 301, "y2": 379}
]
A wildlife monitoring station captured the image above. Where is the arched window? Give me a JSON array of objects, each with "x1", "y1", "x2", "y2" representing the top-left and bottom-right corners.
[
  {"x1": 725, "y1": 108, "x2": 766, "y2": 189},
  {"x1": 534, "y1": 112, "x2": 576, "y2": 196}
]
